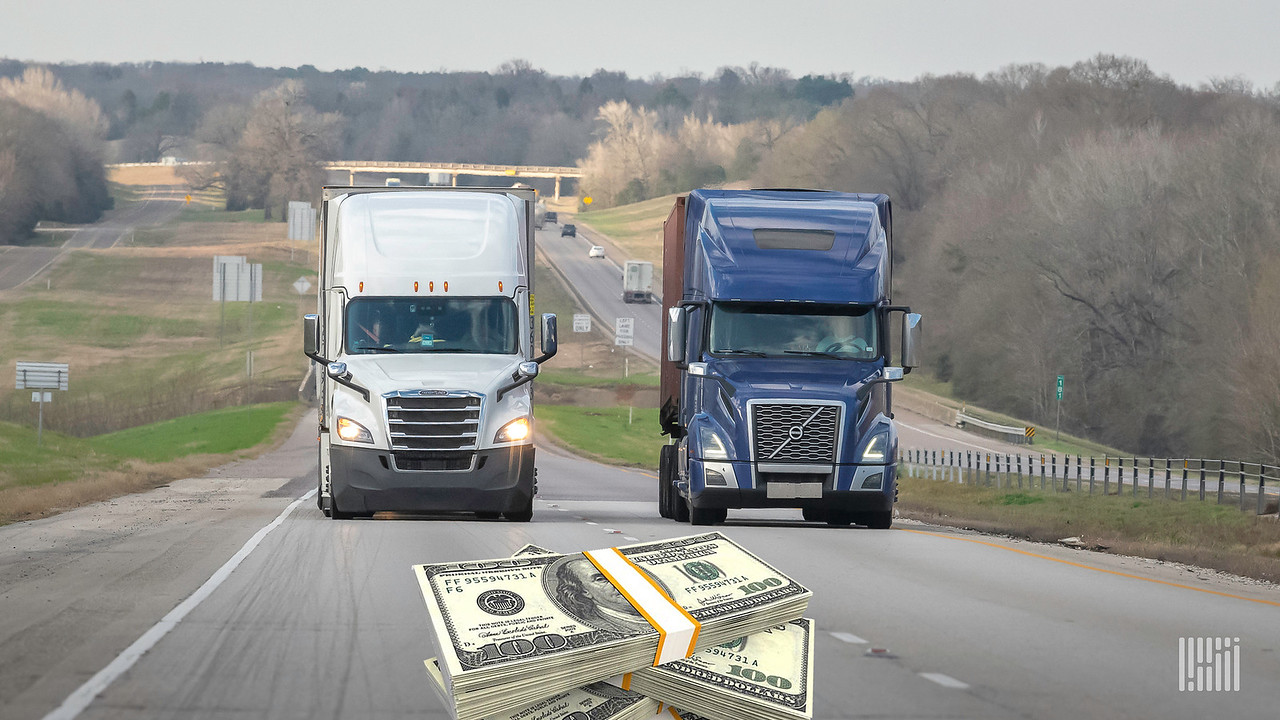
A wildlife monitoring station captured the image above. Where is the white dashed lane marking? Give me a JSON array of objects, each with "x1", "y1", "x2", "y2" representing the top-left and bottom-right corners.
[
  {"x1": 920, "y1": 672, "x2": 970, "y2": 689},
  {"x1": 829, "y1": 632, "x2": 868, "y2": 644}
]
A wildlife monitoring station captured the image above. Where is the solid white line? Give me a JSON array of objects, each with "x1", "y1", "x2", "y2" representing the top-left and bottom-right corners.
[
  {"x1": 623, "y1": 537, "x2": 638, "y2": 542},
  {"x1": 585, "y1": 521, "x2": 598, "y2": 525},
  {"x1": 42, "y1": 488, "x2": 318, "y2": 720},
  {"x1": 920, "y1": 672, "x2": 970, "y2": 689},
  {"x1": 829, "y1": 632, "x2": 868, "y2": 644}
]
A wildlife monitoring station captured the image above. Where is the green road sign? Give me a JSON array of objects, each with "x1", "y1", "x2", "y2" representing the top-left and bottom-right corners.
[{"x1": 1056, "y1": 375, "x2": 1064, "y2": 400}]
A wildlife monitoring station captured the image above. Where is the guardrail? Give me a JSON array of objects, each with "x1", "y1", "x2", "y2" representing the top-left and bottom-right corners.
[
  {"x1": 902, "y1": 448, "x2": 1280, "y2": 517},
  {"x1": 954, "y1": 411, "x2": 1034, "y2": 445}
]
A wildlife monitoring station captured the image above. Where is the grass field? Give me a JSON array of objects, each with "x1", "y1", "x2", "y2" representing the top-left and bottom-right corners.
[
  {"x1": 535, "y1": 405, "x2": 665, "y2": 468},
  {"x1": 575, "y1": 194, "x2": 676, "y2": 267},
  {"x1": 0, "y1": 402, "x2": 302, "y2": 525},
  {"x1": 897, "y1": 472, "x2": 1280, "y2": 582}
]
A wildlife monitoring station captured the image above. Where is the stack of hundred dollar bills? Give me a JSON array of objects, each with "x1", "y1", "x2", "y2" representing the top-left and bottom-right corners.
[{"x1": 414, "y1": 533, "x2": 812, "y2": 720}]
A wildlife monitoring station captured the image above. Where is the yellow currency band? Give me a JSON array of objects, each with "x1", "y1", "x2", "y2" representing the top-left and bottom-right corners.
[{"x1": 582, "y1": 547, "x2": 702, "y2": 665}]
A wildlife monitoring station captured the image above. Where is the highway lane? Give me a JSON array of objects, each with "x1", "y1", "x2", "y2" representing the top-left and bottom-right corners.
[
  {"x1": 0, "y1": 187, "x2": 186, "y2": 291},
  {"x1": 535, "y1": 223, "x2": 663, "y2": 361},
  {"x1": 5, "y1": 416, "x2": 1276, "y2": 720}
]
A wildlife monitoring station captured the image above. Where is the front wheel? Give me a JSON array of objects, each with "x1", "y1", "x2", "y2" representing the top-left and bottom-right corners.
[
  {"x1": 504, "y1": 495, "x2": 534, "y2": 522},
  {"x1": 857, "y1": 510, "x2": 893, "y2": 529},
  {"x1": 658, "y1": 445, "x2": 676, "y2": 519},
  {"x1": 689, "y1": 504, "x2": 726, "y2": 526}
]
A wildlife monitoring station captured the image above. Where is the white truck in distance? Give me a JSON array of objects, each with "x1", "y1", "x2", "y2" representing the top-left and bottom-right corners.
[
  {"x1": 622, "y1": 260, "x2": 654, "y2": 303},
  {"x1": 304, "y1": 186, "x2": 557, "y2": 521}
]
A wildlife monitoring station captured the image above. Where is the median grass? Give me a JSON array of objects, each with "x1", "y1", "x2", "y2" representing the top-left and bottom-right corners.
[
  {"x1": 575, "y1": 194, "x2": 675, "y2": 267},
  {"x1": 897, "y1": 473, "x2": 1280, "y2": 583},
  {"x1": 0, "y1": 401, "x2": 303, "y2": 525},
  {"x1": 535, "y1": 405, "x2": 664, "y2": 468}
]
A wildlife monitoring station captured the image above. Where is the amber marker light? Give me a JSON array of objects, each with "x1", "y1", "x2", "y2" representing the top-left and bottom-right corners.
[
  {"x1": 444, "y1": 281, "x2": 449, "y2": 292},
  {"x1": 358, "y1": 281, "x2": 364, "y2": 292},
  {"x1": 414, "y1": 281, "x2": 419, "y2": 292},
  {"x1": 498, "y1": 281, "x2": 504, "y2": 292},
  {"x1": 429, "y1": 281, "x2": 434, "y2": 292}
]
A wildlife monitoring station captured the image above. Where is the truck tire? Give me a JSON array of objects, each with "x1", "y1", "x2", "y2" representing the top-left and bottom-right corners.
[
  {"x1": 658, "y1": 445, "x2": 676, "y2": 519},
  {"x1": 504, "y1": 496, "x2": 534, "y2": 522},
  {"x1": 475, "y1": 511, "x2": 501, "y2": 520},
  {"x1": 859, "y1": 510, "x2": 893, "y2": 529},
  {"x1": 319, "y1": 496, "x2": 333, "y2": 518},
  {"x1": 329, "y1": 499, "x2": 355, "y2": 520},
  {"x1": 824, "y1": 511, "x2": 853, "y2": 527},
  {"x1": 673, "y1": 488, "x2": 689, "y2": 523},
  {"x1": 801, "y1": 507, "x2": 825, "y2": 522},
  {"x1": 689, "y1": 504, "x2": 726, "y2": 526}
]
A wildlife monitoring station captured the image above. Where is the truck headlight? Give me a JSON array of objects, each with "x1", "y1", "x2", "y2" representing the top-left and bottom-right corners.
[
  {"x1": 862, "y1": 432, "x2": 888, "y2": 462},
  {"x1": 495, "y1": 417, "x2": 531, "y2": 443},
  {"x1": 336, "y1": 416, "x2": 374, "y2": 444},
  {"x1": 699, "y1": 426, "x2": 730, "y2": 461}
]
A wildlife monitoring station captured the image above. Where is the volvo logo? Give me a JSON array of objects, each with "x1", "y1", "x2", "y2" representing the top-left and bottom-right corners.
[
  {"x1": 788, "y1": 425, "x2": 804, "y2": 440},
  {"x1": 416, "y1": 389, "x2": 449, "y2": 396}
]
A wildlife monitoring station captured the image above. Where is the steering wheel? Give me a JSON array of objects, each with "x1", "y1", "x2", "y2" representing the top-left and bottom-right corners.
[{"x1": 819, "y1": 338, "x2": 865, "y2": 354}]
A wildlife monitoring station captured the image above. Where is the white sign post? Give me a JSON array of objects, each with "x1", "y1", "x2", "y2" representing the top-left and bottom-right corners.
[{"x1": 16, "y1": 361, "x2": 68, "y2": 446}]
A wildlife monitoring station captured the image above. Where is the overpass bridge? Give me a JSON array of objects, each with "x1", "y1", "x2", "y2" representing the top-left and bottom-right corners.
[
  {"x1": 323, "y1": 161, "x2": 583, "y2": 199},
  {"x1": 108, "y1": 160, "x2": 586, "y2": 200}
]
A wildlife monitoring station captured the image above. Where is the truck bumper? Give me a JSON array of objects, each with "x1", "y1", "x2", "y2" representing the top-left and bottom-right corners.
[
  {"x1": 330, "y1": 444, "x2": 535, "y2": 514},
  {"x1": 687, "y1": 459, "x2": 895, "y2": 512}
]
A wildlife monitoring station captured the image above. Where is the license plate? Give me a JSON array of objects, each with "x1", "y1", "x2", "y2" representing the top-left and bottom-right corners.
[{"x1": 766, "y1": 482, "x2": 823, "y2": 499}]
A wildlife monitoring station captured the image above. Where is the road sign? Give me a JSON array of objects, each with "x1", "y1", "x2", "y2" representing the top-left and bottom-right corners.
[
  {"x1": 16, "y1": 362, "x2": 69, "y2": 390},
  {"x1": 573, "y1": 314, "x2": 591, "y2": 333},
  {"x1": 615, "y1": 317, "x2": 634, "y2": 337},
  {"x1": 614, "y1": 337, "x2": 634, "y2": 346},
  {"x1": 1025, "y1": 427, "x2": 1036, "y2": 439},
  {"x1": 1056, "y1": 375, "x2": 1064, "y2": 400},
  {"x1": 287, "y1": 201, "x2": 316, "y2": 241},
  {"x1": 293, "y1": 277, "x2": 312, "y2": 295},
  {"x1": 213, "y1": 257, "x2": 262, "y2": 302},
  {"x1": 31, "y1": 392, "x2": 51, "y2": 403}
]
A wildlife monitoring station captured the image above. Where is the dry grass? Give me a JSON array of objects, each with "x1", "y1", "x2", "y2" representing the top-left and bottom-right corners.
[
  {"x1": 107, "y1": 164, "x2": 186, "y2": 186},
  {"x1": 897, "y1": 474, "x2": 1280, "y2": 583}
]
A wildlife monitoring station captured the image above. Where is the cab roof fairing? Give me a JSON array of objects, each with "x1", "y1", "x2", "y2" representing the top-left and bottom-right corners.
[
  {"x1": 682, "y1": 189, "x2": 888, "y2": 306},
  {"x1": 326, "y1": 190, "x2": 526, "y2": 298}
]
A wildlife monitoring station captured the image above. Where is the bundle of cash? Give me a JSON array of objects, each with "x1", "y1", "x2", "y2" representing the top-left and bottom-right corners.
[
  {"x1": 414, "y1": 533, "x2": 811, "y2": 720},
  {"x1": 424, "y1": 658, "x2": 662, "y2": 720},
  {"x1": 617, "y1": 618, "x2": 814, "y2": 720}
]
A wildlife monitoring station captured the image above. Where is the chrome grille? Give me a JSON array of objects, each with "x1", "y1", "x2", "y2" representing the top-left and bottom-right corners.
[
  {"x1": 385, "y1": 392, "x2": 481, "y2": 453},
  {"x1": 751, "y1": 403, "x2": 840, "y2": 463}
]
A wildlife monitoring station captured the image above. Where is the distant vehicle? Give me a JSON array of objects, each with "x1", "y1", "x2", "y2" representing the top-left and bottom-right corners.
[
  {"x1": 544, "y1": 211, "x2": 558, "y2": 224},
  {"x1": 622, "y1": 260, "x2": 653, "y2": 303},
  {"x1": 561, "y1": 224, "x2": 577, "y2": 237},
  {"x1": 588, "y1": 245, "x2": 606, "y2": 258}
]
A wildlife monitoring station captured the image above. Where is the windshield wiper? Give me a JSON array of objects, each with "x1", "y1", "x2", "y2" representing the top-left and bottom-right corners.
[
  {"x1": 784, "y1": 350, "x2": 844, "y2": 359},
  {"x1": 715, "y1": 349, "x2": 767, "y2": 357},
  {"x1": 359, "y1": 346, "x2": 401, "y2": 353}
]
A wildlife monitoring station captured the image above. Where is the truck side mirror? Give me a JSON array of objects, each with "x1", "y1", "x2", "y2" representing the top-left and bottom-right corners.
[
  {"x1": 667, "y1": 307, "x2": 687, "y2": 363},
  {"x1": 536, "y1": 313, "x2": 558, "y2": 363},
  {"x1": 901, "y1": 313, "x2": 922, "y2": 369},
  {"x1": 303, "y1": 314, "x2": 320, "y2": 361}
]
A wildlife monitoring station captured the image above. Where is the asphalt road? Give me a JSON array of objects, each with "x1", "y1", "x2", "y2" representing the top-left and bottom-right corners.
[
  {"x1": 3, "y1": 414, "x2": 1276, "y2": 720},
  {"x1": 535, "y1": 223, "x2": 663, "y2": 361},
  {"x1": 0, "y1": 187, "x2": 187, "y2": 291}
]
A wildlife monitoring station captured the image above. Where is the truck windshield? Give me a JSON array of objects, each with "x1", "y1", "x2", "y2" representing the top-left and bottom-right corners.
[
  {"x1": 708, "y1": 302, "x2": 877, "y2": 360},
  {"x1": 346, "y1": 297, "x2": 518, "y2": 355}
]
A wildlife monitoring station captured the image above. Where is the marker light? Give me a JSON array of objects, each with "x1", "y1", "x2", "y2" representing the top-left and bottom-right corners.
[
  {"x1": 429, "y1": 281, "x2": 434, "y2": 292},
  {"x1": 414, "y1": 281, "x2": 419, "y2": 292},
  {"x1": 495, "y1": 417, "x2": 531, "y2": 443},
  {"x1": 336, "y1": 417, "x2": 374, "y2": 444},
  {"x1": 498, "y1": 281, "x2": 504, "y2": 292},
  {"x1": 443, "y1": 281, "x2": 449, "y2": 292},
  {"x1": 358, "y1": 282, "x2": 364, "y2": 292}
]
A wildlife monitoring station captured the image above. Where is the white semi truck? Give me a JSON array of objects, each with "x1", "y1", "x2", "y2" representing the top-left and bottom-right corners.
[
  {"x1": 303, "y1": 186, "x2": 557, "y2": 520},
  {"x1": 622, "y1": 260, "x2": 654, "y2": 303}
]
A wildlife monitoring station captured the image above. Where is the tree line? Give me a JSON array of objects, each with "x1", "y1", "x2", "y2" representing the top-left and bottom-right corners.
[{"x1": 4, "y1": 54, "x2": 1278, "y2": 462}]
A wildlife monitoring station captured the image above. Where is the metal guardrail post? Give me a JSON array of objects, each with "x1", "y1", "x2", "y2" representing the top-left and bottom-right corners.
[
  {"x1": 1017, "y1": 454, "x2": 1023, "y2": 489},
  {"x1": 1076, "y1": 455, "x2": 1083, "y2": 493},
  {"x1": 1164, "y1": 458, "x2": 1171, "y2": 499},
  {"x1": 1238, "y1": 463, "x2": 1246, "y2": 511},
  {"x1": 1117, "y1": 456, "x2": 1123, "y2": 495},
  {"x1": 967, "y1": 450, "x2": 973, "y2": 484},
  {"x1": 1089, "y1": 456, "x2": 1096, "y2": 495},
  {"x1": 1148, "y1": 458, "x2": 1154, "y2": 499},
  {"x1": 1217, "y1": 465, "x2": 1225, "y2": 505},
  {"x1": 1104, "y1": 456, "x2": 1110, "y2": 496},
  {"x1": 1051, "y1": 455, "x2": 1057, "y2": 491},
  {"x1": 1199, "y1": 462, "x2": 1206, "y2": 502},
  {"x1": 1040, "y1": 454, "x2": 1046, "y2": 489},
  {"x1": 1259, "y1": 465, "x2": 1266, "y2": 515},
  {"x1": 1181, "y1": 460, "x2": 1188, "y2": 501},
  {"x1": 1132, "y1": 457, "x2": 1139, "y2": 497},
  {"x1": 985, "y1": 453, "x2": 991, "y2": 486}
]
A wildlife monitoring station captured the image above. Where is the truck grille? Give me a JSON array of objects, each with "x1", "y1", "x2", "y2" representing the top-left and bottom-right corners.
[
  {"x1": 385, "y1": 392, "x2": 481, "y2": 460},
  {"x1": 751, "y1": 402, "x2": 840, "y2": 463}
]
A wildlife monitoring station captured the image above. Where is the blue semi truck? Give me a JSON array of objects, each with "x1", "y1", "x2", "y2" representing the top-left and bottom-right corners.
[{"x1": 657, "y1": 189, "x2": 922, "y2": 528}]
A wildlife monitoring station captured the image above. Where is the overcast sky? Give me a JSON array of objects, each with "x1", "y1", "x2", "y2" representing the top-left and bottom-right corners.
[{"x1": 2, "y1": 0, "x2": 1277, "y2": 88}]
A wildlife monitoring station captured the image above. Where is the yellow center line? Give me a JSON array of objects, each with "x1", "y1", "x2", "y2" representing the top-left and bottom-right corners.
[{"x1": 895, "y1": 527, "x2": 1280, "y2": 608}]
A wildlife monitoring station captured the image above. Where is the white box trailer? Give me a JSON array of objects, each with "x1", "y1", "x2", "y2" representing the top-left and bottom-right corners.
[
  {"x1": 622, "y1": 260, "x2": 653, "y2": 303},
  {"x1": 303, "y1": 187, "x2": 558, "y2": 520}
]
